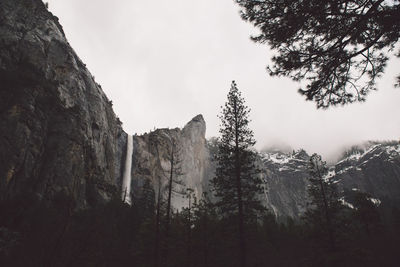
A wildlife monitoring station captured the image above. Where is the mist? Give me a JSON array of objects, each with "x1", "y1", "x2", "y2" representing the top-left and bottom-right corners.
[{"x1": 46, "y1": 0, "x2": 400, "y2": 161}]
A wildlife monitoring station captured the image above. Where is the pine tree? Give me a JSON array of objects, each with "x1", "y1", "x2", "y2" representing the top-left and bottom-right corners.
[
  {"x1": 351, "y1": 191, "x2": 381, "y2": 236},
  {"x1": 211, "y1": 81, "x2": 264, "y2": 267},
  {"x1": 165, "y1": 138, "x2": 184, "y2": 237},
  {"x1": 163, "y1": 138, "x2": 185, "y2": 267},
  {"x1": 191, "y1": 193, "x2": 215, "y2": 267},
  {"x1": 304, "y1": 153, "x2": 343, "y2": 251},
  {"x1": 235, "y1": 0, "x2": 400, "y2": 107},
  {"x1": 184, "y1": 188, "x2": 195, "y2": 267},
  {"x1": 151, "y1": 134, "x2": 167, "y2": 267}
]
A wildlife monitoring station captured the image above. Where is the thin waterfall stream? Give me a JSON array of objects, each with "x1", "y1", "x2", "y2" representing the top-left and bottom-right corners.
[{"x1": 122, "y1": 134, "x2": 133, "y2": 204}]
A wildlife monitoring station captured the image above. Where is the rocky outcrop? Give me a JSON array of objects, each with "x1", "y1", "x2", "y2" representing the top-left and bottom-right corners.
[
  {"x1": 130, "y1": 115, "x2": 213, "y2": 209},
  {"x1": 0, "y1": 0, "x2": 126, "y2": 207}
]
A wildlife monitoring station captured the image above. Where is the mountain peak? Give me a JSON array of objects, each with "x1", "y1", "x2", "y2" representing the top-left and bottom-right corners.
[
  {"x1": 189, "y1": 114, "x2": 205, "y2": 124},
  {"x1": 182, "y1": 114, "x2": 206, "y2": 142},
  {"x1": 183, "y1": 114, "x2": 205, "y2": 130}
]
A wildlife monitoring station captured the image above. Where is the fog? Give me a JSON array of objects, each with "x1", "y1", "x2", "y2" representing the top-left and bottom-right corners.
[{"x1": 46, "y1": 0, "x2": 400, "y2": 161}]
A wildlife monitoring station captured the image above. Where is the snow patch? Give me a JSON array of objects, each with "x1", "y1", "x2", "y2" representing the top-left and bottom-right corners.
[
  {"x1": 278, "y1": 166, "x2": 291, "y2": 172},
  {"x1": 336, "y1": 166, "x2": 354, "y2": 175},
  {"x1": 368, "y1": 197, "x2": 381, "y2": 206},
  {"x1": 337, "y1": 153, "x2": 361, "y2": 164},
  {"x1": 339, "y1": 197, "x2": 354, "y2": 209},
  {"x1": 385, "y1": 144, "x2": 400, "y2": 154},
  {"x1": 262, "y1": 152, "x2": 291, "y2": 165},
  {"x1": 338, "y1": 144, "x2": 382, "y2": 165},
  {"x1": 385, "y1": 144, "x2": 400, "y2": 160},
  {"x1": 325, "y1": 169, "x2": 336, "y2": 178}
]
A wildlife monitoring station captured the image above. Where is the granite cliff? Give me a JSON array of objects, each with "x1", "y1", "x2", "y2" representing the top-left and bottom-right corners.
[
  {"x1": 335, "y1": 142, "x2": 400, "y2": 207},
  {"x1": 257, "y1": 149, "x2": 310, "y2": 219},
  {"x1": 0, "y1": 0, "x2": 212, "y2": 210},
  {"x1": 129, "y1": 115, "x2": 213, "y2": 209},
  {"x1": 0, "y1": 0, "x2": 126, "y2": 207},
  {"x1": 254, "y1": 142, "x2": 400, "y2": 219}
]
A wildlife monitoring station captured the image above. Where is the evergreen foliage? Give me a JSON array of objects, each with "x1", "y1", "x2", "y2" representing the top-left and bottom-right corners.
[
  {"x1": 212, "y1": 81, "x2": 265, "y2": 220},
  {"x1": 0, "y1": 187, "x2": 399, "y2": 266},
  {"x1": 165, "y1": 138, "x2": 185, "y2": 233},
  {"x1": 211, "y1": 81, "x2": 265, "y2": 267},
  {"x1": 235, "y1": 0, "x2": 400, "y2": 108},
  {"x1": 303, "y1": 154, "x2": 344, "y2": 251},
  {"x1": 347, "y1": 190, "x2": 382, "y2": 236}
]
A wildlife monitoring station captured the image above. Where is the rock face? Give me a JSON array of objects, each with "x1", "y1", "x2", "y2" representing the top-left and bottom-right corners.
[
  {"x1": 0, "y1": 0, "x2": 212, "y2": 209},
  {"x1": 0, "y1": 0, "x2": 126, "y2": 207},
  {"x1": 130, "y1": 115, "x2": 213, "y2": 209},
  {"x1": 334, "y1": 142, "x2": 400, "y2": 206},
  {"x1": 257, "y1": 150, "x2": 311, "y2": 219},
  {"x1": 253, "y1": 142, "x2": 400, "y2": 219}
]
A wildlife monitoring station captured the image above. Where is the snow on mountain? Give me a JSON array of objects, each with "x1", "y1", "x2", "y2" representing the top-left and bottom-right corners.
[{"x1": 256, "y1": 141, "x2": 400, "y2": 219}]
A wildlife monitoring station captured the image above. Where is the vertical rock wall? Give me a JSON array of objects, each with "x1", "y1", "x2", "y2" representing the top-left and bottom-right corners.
[
  {"x1": 130, "y1": 115, "x2": 212, "y2": 209},
  {"x1": 0, "y1": 0, "x2": 126, "y2": 207}
]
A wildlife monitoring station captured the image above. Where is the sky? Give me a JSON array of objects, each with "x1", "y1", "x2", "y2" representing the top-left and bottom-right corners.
[{"x1": 46, "y1": 0, "x2": 400, "y2": 162}]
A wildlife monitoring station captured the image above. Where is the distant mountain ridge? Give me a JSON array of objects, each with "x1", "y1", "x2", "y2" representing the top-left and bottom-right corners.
[
  {"x1": 335, "y1": 142, "x2": 400, "y2": 205},
  {"x1": 253, "y1": 141, "x2": 400, "y2": 219}
]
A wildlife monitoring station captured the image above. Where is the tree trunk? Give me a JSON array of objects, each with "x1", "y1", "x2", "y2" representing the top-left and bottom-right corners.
[
  {"x1": 154, "y1": 185, "x2": 161, "y2": 267},
  {"x1": 166, "y1": 150, "x2": 174, "y2": 232},
  {"x1": 187, "y1": 194, "x2": 192, "y2": 267},
  {"x1": 236, "y1": 153, "x2": 246, "y2": 267},
  {"x1": 317, "y1": 168, "x2": 335, "y2": 251},
  {"x1": 234, "y1": 99, "x2": 246, "y2": 267},
  {"x1": 203, "y1": 215, "x2": 209, "y2": 267}
]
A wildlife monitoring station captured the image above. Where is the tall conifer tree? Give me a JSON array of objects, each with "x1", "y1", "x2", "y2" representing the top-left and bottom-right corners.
[
  {"x1": 211, "y1": 81, "x2": 264, "y2": 267},
  {"x1": 304, "y1": 154, "x2": 343, "y2": 251}
]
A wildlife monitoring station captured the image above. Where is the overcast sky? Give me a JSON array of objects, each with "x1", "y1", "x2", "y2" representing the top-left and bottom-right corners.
[{"x1": 46, "y1": 0, "x2": 400, "y2": 161}]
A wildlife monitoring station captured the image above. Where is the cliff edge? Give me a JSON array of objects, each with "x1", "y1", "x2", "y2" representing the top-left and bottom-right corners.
[{"x1": 0, "y1": 0, "x2": 126, "y2": 207}]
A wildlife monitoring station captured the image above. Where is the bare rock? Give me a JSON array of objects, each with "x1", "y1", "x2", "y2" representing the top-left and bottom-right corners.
[{"x1": 0, "y1": 0, "x2": 126, "y2": 207}]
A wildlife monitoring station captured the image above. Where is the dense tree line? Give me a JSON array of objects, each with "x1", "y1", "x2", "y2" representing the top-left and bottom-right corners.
[{"x1": 0, "y1": 186, "x2": 399, "y2": 267}]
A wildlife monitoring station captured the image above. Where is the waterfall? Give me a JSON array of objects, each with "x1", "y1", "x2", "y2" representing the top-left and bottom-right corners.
[{"x1": 122, "y1": 134, "x2": 133, "y2": 204}]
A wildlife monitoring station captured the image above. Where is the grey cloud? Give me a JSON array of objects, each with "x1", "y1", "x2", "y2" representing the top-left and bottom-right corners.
[{"x1": 47, "y1": 0, "x2": 400, "y2": 160}]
